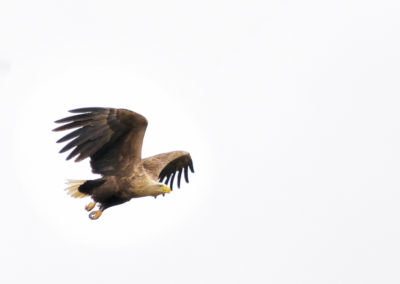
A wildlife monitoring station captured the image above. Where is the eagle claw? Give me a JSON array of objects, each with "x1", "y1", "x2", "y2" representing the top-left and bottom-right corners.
[
  {"x1": 89, "y1": 210, "x2": 103, "y2": 220},
  {"x1": 85, "y1": 202, "x2": 97, "y2": 211}
]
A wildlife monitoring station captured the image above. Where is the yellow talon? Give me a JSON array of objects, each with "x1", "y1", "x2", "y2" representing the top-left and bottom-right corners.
[
  {"x1": 89, "y1": 210, "x2": 103, "y2": 220},
  {"x1": 85, "y1": 202, "x2": 97, "y2": 211}
]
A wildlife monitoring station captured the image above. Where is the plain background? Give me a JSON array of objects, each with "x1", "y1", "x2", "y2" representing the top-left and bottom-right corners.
[{"x1": 1, "y1": 1, "x2": 400, "y2": 283}]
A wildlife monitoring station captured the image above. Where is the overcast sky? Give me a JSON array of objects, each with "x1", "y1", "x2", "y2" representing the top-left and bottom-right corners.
[{"x1": 1, "y1": 1, "x2": 400, "y2": 283}]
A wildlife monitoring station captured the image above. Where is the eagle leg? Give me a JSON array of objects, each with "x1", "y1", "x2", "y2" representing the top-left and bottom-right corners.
[
  {"x1": 85, "y1": 201, "x2": 97, "y2": 211},
  {"x1": 89, "y1": 209, "x2": 103, "y2": 220}
]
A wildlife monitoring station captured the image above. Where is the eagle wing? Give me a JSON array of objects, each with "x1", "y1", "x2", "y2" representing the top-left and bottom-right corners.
[
  {"x1": 53, "y1": 107, "x2": 148, "y2": 177},
  {"x1": 142, "y1": 151, "x2": 194, "y2": 190}
]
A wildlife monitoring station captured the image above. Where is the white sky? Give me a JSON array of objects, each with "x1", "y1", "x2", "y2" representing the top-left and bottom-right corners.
[{"x1": 1, "y1": 1, "x2": 400, "y2": 283}]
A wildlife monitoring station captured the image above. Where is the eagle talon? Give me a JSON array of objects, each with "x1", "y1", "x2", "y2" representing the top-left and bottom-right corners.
[
  {"x1": 85, "y1": 202, "x2": 97, "y2": 211},
  {"x1": 89, "y1": 210, "x2": 103, "y2": 220}
]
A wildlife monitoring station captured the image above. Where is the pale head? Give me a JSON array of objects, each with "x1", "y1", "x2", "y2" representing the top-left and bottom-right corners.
[{"x1": 142, "y1": 183, "x2": 171, "y2": 197}]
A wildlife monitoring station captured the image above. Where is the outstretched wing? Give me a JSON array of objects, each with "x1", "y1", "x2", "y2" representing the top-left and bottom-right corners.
[
  {"x1": 53, "y1": 107, "x2": 148, "y2": 177},
  {"x1": 142, "y1": 151, "x2": 194, "y2": 190}
]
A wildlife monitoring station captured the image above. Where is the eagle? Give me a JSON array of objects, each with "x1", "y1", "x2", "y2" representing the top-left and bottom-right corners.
[{"x1": 53, "y1": 107, "x2": 194, "y2": 220}]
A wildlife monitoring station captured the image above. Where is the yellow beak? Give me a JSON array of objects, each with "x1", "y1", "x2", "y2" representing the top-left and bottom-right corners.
[{"x1": 160, "y1": 185, "x2": 171, "y2": 194}]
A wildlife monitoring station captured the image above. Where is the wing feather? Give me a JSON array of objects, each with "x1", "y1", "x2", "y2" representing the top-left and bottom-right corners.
[
  {"x1": 69, "y1": 107, "x2": 109, "y2": 114},
  {"x1": 184, "y1": 166, "x2": 189, "y2": 183},
  {"x1": 142, "y1": 151, "x2": 194, "y2": 189},
  {"x1": 54, "y1": 107, "x2": 148, "y2": 176},
  {"x1": 165, "y1": 174, "x2": 171, "y2": 185},
  {"x1": 177, "y1": 168, "x2": 183, "y2": 188},
  {"x1": 59, "y1": 124, "x2": 110, "y2": 153},
  {"x1": 55, "y1": 113, "x2": 105, "y2": 123},
  {"x1": 56, "y1": 128, "x2": 84, "y2": 143},
  {"x1": 75, "y1": 133, "x2": 113, "y2": 162},
  {"x1": 66, "y1": 141, "x2": 91, "y2": 161},
  {"x1": 170, "y1": 173, "x2": 176, "y2": 190}
]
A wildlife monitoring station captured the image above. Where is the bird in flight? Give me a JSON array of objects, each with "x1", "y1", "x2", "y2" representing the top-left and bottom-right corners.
[{"x1": 53, "y1": 107, "x2": 194, "y2": 220}]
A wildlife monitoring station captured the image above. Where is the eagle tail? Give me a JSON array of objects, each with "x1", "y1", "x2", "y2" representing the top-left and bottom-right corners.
[{"x1": 64, "y1": 180, "x2": 89, "y2": 198}]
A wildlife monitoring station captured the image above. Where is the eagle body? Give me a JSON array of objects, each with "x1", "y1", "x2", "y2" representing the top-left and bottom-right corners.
[{"x1": 54, "y1": 108, "x2": 194, "y2": 220}]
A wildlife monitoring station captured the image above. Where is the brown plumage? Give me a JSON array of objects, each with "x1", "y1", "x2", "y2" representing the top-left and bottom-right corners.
[{"x1": 53, "y1": 107, "x2": 194, "y2": 220}]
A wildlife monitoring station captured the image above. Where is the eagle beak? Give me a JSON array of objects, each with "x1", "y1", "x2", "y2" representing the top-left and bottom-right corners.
[{"x1": 162, "y1": 186, "x2": 171, "y2": 194}]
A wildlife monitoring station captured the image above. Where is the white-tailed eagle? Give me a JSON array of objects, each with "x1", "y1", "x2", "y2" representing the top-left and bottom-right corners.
[{"x1": 53, "y1": 107, "x2": 194, "y2": 220}]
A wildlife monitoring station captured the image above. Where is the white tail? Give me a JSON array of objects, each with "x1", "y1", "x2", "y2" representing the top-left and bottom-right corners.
[{"x1": 65, "y1": 180, "x2": 89, "y2": 198}]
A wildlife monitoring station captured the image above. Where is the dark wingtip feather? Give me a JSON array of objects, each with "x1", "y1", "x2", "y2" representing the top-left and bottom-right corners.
[
  {"x1": 55, "y1": 113, "x2": 99, "y2": 124},
  {"x1": 59, "y1": 146, "x2": 68, "y2": 154},
  {"x1": 53, "y1": 124, "x2": 68, "y2": 132},
  {"x1": 55, "y1": 118, "x2": 70, "y2": 124},
  {"x1": 170, "y1": 173, "x2": 175, "y2": 191},
  {"x1": 59, "y1": 138, "x2": 79, "y2": 153},
  {"x1": 165, "y1": 174, "x2": 171, "y2": 185},
  {"x1": 52, "y1": 120, "x2": 90, "y2": 132},
  {"x1": 159, "y1": 170, "x2": 166, "y2": 183},
  {"x1": 184, "y1": 166, "x2": 189, "y2": 183},
  {"x1": 177, "y1": 168, "x2": 183, "y2": 188},
  {"x1": 56, "y1": 128, "x2": 83, "y2": 143},
  {"x1": 74, "y1": 155, "x2": 85, "y2": 163},
  {"x1": 69, "y1": 107, "x2": 107, "y2": 113},
  {"x1": 65, "y1": 145, "x2": 82, "y2": 161},
  {"x1": 66, "y1": 154, "x2": 76, "y2": 161},
  {"x1": 189, "y1": 160, "x2": 195, "y2": 173}
]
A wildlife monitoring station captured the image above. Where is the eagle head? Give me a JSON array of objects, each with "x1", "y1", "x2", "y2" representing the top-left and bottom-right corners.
[
  {"x1": 156, "y1": 183, "x2": 171, "y2": 194},
  {"x1": 147, "y1": 183, "x2": 171, "y2": 198}
]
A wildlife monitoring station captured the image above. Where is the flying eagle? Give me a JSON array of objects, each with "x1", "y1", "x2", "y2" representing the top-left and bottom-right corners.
[{"x1": 53, "y1": 107, "x2": 194, "y2": 220}]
